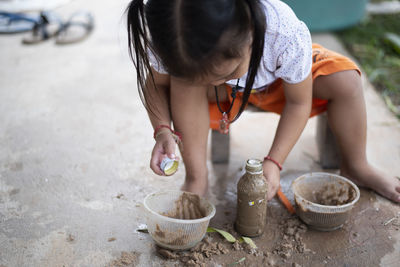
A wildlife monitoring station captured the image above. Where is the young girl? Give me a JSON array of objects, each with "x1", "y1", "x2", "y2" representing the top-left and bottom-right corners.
[{"x1": 126, "y1": 0, "x2": 400, "y2": 203}]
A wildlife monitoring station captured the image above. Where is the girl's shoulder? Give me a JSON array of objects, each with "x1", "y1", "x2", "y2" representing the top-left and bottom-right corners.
[
  {"x1": 260, "y1": 0, "x2": 312, "y2": 84},
  {"x1": 262, "y1": 0, "x2": 306, "y2": 36}
]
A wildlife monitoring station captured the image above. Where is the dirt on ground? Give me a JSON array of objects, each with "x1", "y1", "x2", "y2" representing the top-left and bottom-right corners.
[
  {"x1": 108, "y1": 251, "x2": 141, "y2": 267},
  {"x1": 156, "y1": 236, "x2": 230, "y2": 267},
  {"x1": 154, "y1": 215, "x2": 309, "y2": 267}
]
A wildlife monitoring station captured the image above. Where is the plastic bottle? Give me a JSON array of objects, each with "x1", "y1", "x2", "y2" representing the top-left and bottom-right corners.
[{"x1": 235, "y1": 159, "x2": 268, "y2": 237}]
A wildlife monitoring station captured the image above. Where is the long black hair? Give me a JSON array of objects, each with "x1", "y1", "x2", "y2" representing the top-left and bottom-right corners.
[{"x1": 126, "y1": 0, "x2": 266, "y2": 122}]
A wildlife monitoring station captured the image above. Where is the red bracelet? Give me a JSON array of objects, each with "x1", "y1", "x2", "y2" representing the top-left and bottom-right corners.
[
  {"x1": 264, "y1": 156, "x2": 283, "y2": 171},
  {"x1": 153, "y1": 125, "x2": 182, "y2": 141}
]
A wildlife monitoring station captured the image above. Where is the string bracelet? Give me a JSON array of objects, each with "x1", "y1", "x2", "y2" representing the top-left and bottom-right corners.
[
  {"x1": 264, "y1": 156, "x2": 283, "y2": 171},
  {"x1": 153, "y1": 125, "x2": 183, "y2": 151}
]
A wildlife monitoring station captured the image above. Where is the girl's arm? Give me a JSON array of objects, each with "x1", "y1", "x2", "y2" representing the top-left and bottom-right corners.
[
  {"x1": 146, "y1": 68, "x2": 171, "y2": 128},
  {"x1": 264, "y1": 73, "x2": 313, "y2": 200},
  {"x1": 145, "y1": 68, "x2": 178, "y2": 175}
]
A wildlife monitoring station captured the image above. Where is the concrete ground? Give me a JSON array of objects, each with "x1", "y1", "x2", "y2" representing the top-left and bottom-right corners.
[{"x1": 0, "y1": 0, "x2": 399, "y2": 266}]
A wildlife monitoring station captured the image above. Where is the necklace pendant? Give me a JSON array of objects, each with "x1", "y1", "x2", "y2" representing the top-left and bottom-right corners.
[{"x1": 219, "y1": 112, "x2": 230, "y2": 134}]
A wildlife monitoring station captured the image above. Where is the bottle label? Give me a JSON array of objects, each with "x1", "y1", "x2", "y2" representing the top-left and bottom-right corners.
[{"x1": 248, "y1": 199, "x2": 264, "y2": 206}]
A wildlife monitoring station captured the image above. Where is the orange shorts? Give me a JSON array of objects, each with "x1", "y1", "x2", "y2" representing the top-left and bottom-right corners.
[{"x1": 209, "y1": 43, "x2": 361, "y2": 130}]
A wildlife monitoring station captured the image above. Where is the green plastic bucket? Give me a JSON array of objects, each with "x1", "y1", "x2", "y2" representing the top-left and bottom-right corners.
[{"x1": 282, "y1": 0, "x2": 369, "y2": 32}]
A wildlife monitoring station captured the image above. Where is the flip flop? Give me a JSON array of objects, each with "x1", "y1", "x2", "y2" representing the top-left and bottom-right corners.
[
  {"x1": 22, "y1": 11, "x2": 62, "y2": 44},
  {"x1": 0, "y1": 12, "x2": 39, "y2": 34},
  {"x1": 55, "y1": 11, "x2": 94, "y2": 45}
]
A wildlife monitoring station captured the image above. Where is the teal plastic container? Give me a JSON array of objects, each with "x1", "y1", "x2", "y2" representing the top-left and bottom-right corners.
[{"x1": 282, "y1": 0, "x2": 369, "y2": 32}]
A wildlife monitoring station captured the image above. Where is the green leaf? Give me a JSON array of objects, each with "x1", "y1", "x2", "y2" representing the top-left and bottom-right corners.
[
  {"x1": 239, "y1": 236, "x2": 257, "y2": 249},
  {"x1": 207, "y1": 227, "x2": 236, "y2": 242},
  {"x1": 384, "y1": 32, "x2": 400, "y2": 55},
  {"x1": 229, "y1": 257, "x2": 246, "y2": 266},
  {"x1": 136, "y1": 228, "x2": 149, "y2": 233},
  {"x1": 383, "y1": 94, "x2": 399, "y2": 115}
]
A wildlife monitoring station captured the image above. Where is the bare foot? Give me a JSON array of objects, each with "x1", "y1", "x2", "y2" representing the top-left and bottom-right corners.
[
  {"x1": 180, "y1": 176, "x2": 209, "y2": 197},
  {"x1": 341, "y1": 162, "x2": 400, "y2": 203}
]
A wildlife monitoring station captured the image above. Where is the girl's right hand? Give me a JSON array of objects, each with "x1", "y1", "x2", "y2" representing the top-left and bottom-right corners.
[{"x1": 150, "y1": 129, "x2": 179, "y2": 175}]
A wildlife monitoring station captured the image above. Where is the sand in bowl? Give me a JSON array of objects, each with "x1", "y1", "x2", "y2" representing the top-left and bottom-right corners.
[
  {"x1": 162, "y1": 192, "x2": 206, "y2": 220},
  {"x1": 314, "y1": 182, "x2": 356, "y2": 206},
  {"x1": 292, "y1": 173, "x2": 360, "y2": 231}
]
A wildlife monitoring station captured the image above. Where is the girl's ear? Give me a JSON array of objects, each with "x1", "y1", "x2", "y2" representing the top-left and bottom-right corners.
[{"x1": 248, "y1": 30, "x2": 254, "y2": 44}]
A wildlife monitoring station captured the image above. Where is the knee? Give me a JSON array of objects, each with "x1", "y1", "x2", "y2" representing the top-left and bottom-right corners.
[
  {"x1": 334, "y1": 70, "x2": 364, "y2": 99},
  {"x1": 314, "y1": 70, "x2": 363, "y2": 100}
]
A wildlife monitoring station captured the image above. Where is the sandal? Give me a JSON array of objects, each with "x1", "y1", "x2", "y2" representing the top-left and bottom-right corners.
[
  {"x1": 55, "y1": 11, "x2": 94, "y2": 45},
  {"x1": 0, "y1": 12, "x2": 39, "y2": 34},
  {"x1": 22, "y1": 11, "x2": 62, "y2": 44}
]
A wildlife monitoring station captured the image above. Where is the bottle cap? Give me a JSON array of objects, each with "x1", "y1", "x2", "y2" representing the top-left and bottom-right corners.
[
  {"x1": 246, "y1": 159, "x2": 263, "y2": 173},
  {"x1": 160, "y1": 157, "x2": 179, "y2": 176}
]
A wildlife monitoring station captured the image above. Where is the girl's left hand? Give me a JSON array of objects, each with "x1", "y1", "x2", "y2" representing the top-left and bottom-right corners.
[{"x1": 263, "y1": 160, "x2": 281, "y2": 200}]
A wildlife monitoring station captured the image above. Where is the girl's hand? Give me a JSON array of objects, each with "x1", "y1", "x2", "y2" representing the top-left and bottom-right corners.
[
  {"x1": 263, "y1": 160, "x2": 281, "y2": 200},
  {"x1": 150, "y1": 129, "x2": 179, "y2": 175}
]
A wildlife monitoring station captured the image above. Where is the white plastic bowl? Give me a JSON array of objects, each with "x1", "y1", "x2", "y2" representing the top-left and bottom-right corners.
[
  {"x1": 143, "y1": 190, "x2": 216, "y2": 250},
  {"x1": 291, "y1": 172, "x2": 360, "y2": 231}
]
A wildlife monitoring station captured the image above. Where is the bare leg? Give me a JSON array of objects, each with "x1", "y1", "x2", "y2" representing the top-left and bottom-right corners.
[
  {"x1": 170, "y1": 78, "x2": 212, "y2": 196},
  {"x1": 313, "y1": 70, "x2": 400, "y2": 203}
]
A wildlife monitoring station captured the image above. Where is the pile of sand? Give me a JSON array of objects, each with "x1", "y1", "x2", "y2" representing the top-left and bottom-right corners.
[
  {"x1": 157, "y1": 236, "x2": 229, "y2": 267},
  {"x1": 314, "y1": 183, "x2": 356, "y2": 206},
  {"x1": 162, "y1": 192, "x2": 206, "y2": 220},
  {"x1": 273, "y1": 217, "x2": 310, "y2": 260},
  {"x1": 108, "y1": 251, "x2": 140, "y2": 267}
]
